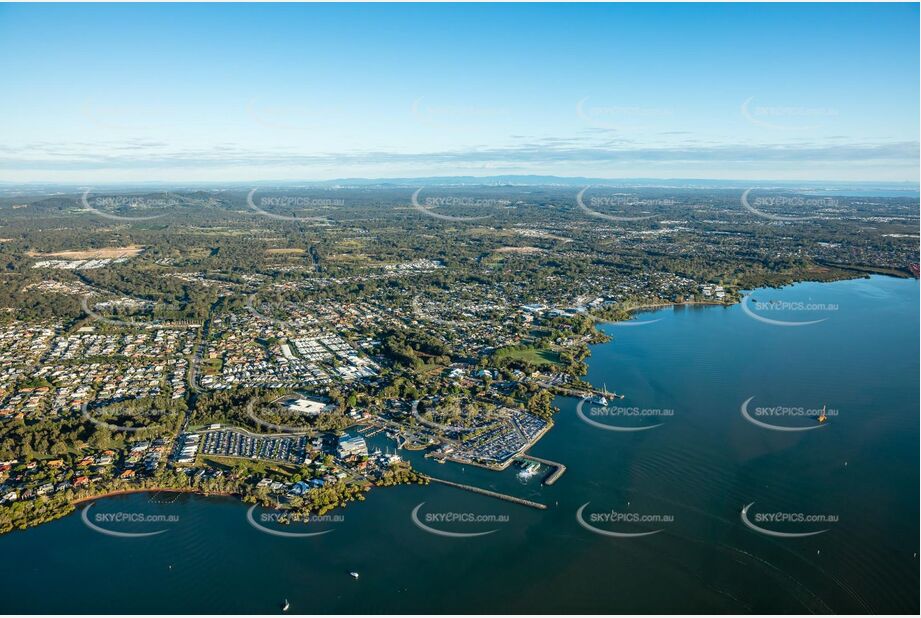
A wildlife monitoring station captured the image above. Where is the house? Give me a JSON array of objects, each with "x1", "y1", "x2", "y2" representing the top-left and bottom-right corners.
[{"x1": 287, "y1": 481, "x2": 311, "y2": 496}]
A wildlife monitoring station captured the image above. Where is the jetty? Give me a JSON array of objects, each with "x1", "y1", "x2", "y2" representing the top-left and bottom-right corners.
[
  {"x1": 357, "y1": 424, "x2": 386, "y2": 437},
  {"x1": 518, "y1": 454, "x2": 567, "y2": 486},
  {"x1": 425, "y1": 476, "x2": 547, "y2": 510},
  {"x1": 542, "y1": 383, "x2": 620, "y2": 401}
]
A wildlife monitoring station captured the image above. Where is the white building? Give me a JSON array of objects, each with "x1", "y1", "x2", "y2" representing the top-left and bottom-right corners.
[
  {"x1": 286, "y1": 398, "x2": 333, "y2": 416},
  {"x1": 338, "y1": 433, "x2": 368, "y2": 459}
]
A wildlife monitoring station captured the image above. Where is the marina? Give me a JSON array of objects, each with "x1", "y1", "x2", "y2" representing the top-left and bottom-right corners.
[
  {"x1": 516, "y1": 454, "x2": 566, "y2": 486},
  {"x1": 0, "y1": 277, "x2": 916, "y2": 614}
]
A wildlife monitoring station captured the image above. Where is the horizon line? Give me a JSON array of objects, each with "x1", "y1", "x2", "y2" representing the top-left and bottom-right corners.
[{"x1": 2, "y1": 175, "x2": 919, "y2": 189}]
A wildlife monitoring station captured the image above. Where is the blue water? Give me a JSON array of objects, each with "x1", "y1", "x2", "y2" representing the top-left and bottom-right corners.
[{"x1": 0, "y1": 275, "x2": 917, "y2": 613}]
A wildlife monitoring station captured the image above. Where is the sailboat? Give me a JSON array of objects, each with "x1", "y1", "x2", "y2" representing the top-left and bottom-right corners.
[
  {"x1": 607, "y1": 382, "x2": 625, "y2": 400},
  {"x1": 592, "y1": 383, "x2": 623, "y2": 404},
  {"x1": 817, "y1": 404, "x2": 828, "y2": 423},
  {"x1": 591, "y1": 384, "x2": 608, "y2": 406}
]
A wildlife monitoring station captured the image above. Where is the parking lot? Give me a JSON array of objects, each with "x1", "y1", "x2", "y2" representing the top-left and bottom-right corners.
[{"x1": 199, "y1": 429, "x2": 308, "y2": 464}]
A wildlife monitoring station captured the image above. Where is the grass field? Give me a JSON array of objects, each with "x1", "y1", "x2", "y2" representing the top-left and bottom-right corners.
[
  {"x1": 495, "y1": 346, "x2": 561, "y2": 366},
  {"x1": 27, "y1": 245, "x2": 144, "y2": 259},
  {"x1": 493, "y1": 246, "x2": 546, "y2": 254},
  {"x1": 200, "y1": 357, "x2": 223, "y2": 375},
  {"x1": 201, "y1": 455, "x2": 299, "y2": 477}
]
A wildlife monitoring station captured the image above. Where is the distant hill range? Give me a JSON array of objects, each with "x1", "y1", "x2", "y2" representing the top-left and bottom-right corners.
[{"x1": 0, "y1": 176, "x2": 917, "y2": 198}]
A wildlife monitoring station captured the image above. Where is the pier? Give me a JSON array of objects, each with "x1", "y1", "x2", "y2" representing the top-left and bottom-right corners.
[
  {"x1": 425, "y1": 476, "x2": 547, "y2": 510},
  {"x1": 542, "y1": 383, "x2": 622, "y2": 401},
  {"x1": 357, "y1": 424, "x2": 386, "y2": 437},
  {"x1": 518, "y1": 454, "x2": 567, "y2": 485}
]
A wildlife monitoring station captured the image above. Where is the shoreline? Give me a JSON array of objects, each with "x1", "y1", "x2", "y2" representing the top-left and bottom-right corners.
[
  {"x1": 581, "y1": 273, "x2": 901, "y2": 396},
  {"x1": 604, "y1": 270, "x2": 907, "y2": 327},
  {"x1": 6, "y1": 273, "x2": 910, "y2": 538},
  {"x1": 605, "y1": 269, "x2": 907, "y2": 327},
  {"x1": 441, "y1": 417, "x2": 554, "y2": 472},
  {"x1": 71, "y1": 487, "x2": 238, "y2": 507},
  {"x1": 617, "y1": 298, "x2": 730, "y2": 318}
]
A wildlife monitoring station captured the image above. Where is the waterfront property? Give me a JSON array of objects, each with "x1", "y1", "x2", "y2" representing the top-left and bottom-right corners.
[{"x1": 338, "y1": 433, "x2": 369, "y2": 459}]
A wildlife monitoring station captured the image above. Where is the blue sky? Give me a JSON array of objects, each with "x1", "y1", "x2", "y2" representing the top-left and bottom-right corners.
[{"x1": 0, "y1": 3, "x2": 918, "y2": 183}]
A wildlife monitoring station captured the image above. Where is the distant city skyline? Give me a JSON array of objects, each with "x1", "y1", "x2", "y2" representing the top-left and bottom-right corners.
[{"x1": 0, "y1": 3, "x2": 918, "y2": 183}]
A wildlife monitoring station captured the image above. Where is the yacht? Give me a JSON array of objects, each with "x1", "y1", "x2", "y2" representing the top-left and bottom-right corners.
[
  {"x1": 818, "y1": 404, "x2": 828, "y2": 423},
  {"x1": 591, "y1": 383, "x2": 610, "y2": 406}
]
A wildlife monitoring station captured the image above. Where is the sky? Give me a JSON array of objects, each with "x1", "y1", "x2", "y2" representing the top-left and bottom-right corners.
[{"x1": 0, "y1": 3, "x2": 918, "y2": 184}]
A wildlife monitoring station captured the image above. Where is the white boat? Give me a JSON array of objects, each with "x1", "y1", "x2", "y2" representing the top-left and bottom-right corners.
[
  {"x1": 282, "y1": 599, "x2": 290, "y2": 612},
  {"x1": 516, "y1": 460, "x2": 541, "y2": 481},
  {"x1": 349, "y1": 571, "x2": 360, "y2": 579},
  {"x1": 592, "y1": 383, "x2": 622, "y2": 405}
]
